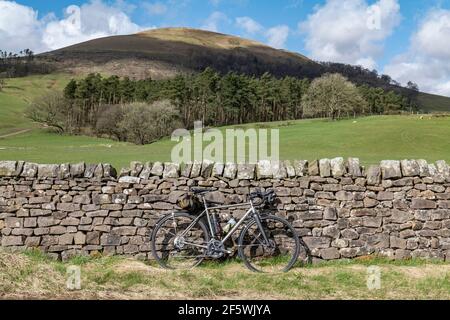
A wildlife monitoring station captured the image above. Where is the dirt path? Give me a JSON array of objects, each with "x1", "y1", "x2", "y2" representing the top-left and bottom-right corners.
[{"x1": 0, "y1": 129, "x2": 31, "y2": 139}]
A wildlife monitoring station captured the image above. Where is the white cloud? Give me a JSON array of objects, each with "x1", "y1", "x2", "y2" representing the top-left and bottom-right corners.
[
  {"x1": 0, "y1": 0, "x2": 45, "y2": 52},
  {"x1": 299, "y1": 0, "x2": 401, "y2": 69},
  {"x1": 265, "y1": 25, "x2": 290, "y2": 49},
  {"x1": 412, "y1": 9, "x2": 450, "y2": 60},
  {"x1": 355, "y1": 57, "x2": 377, "y2": 71},
  {"x1": 43, "y1": 0, "x2": 142, "y2": 50},
  {"x1": 143, "y1": 2, "x2": 168, "y2": 16},
  {"x1": 0, "y1": 0, "x2": 145, "y2": 53},
  {"x1": 384, "y1": 9, "x2": 450, "y2": 96},
  {"x1": 235, "y1": 17, "x2": 263, "y2": 34},
  {"x1": 235, "y1": 17, "x2": 289, "y2": 48},
  {"x1": 201, "y1": 11, "x2": 229, "y2": 32}
]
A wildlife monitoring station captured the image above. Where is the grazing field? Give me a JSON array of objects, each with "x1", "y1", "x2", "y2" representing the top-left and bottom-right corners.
[
  {"x1": 0, "y1": 249, "x2": 449, "y2": 300},
  {"x1": 1, "y1": 116, "x2": 450, "y2": 169},
  {"x1": 1, "y1": 75, "x2": 450, "y2": 169}
]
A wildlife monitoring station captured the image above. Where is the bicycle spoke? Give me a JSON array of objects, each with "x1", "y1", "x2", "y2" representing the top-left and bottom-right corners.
[
  {"x1": 238, "y1": 215, "x2": 302, "y2": 273},
  {"x1": 158, "y1": 227, "x2": 177, "y2": 237},
  {"x1": 247, "y1": 231, "x2": 266, "y2": 246},
  {"x1": 172, "y1": 213, "x2": 178, "y2": 234},
  {"x1": 151, "y1": 212, "x2": 210, "y2": 270}
]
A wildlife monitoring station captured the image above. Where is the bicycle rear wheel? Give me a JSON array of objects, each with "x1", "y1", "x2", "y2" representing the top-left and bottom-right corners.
[
  {"x1": 238, "y1": 215, "x2": 301, "y2": 273},
  {"x1": 151, "y1": 212, "x2": 210, "y2": 270}
]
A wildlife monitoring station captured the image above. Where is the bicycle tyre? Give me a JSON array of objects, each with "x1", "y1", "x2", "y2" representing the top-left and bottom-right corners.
[
  {"x1": 237, "y1": 214, "x2": 301, "y2": 273},
  {"x1": 151, "y1": 211, "x2": 210, "y2": 270}
]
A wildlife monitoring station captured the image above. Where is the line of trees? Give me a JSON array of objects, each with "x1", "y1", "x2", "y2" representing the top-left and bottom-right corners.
[
  {"x1": 27, "y1": 69, "x2": 418, "y2": 144},
  {"x1": 63, "y1": 69, "x2": 415, "y2": 125},
  {"x1": 0, "y1": 49, "x2": 54, "y2": 78},
  {"x1": 62, "y1": 69, "x2": 312, "y2": 128}
]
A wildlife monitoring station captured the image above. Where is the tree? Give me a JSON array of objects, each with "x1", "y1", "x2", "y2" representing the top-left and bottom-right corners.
[
  {"x1": 26, "y1": 92, "x2": 75, "y2": 133},
  {"x1": 302, "y1": 73, "x2": 368, "y2": 120},
  {"x1": 407, "y1": 81, "x2": 419, "y2": 92},
  {"x1": 118, "y1": 100, "x2": 180, "y2": 145},
  {"x1": 64, "y1": 79, "x2": 77, "y2": 99},
  {"x1": 95, "y1": 104, "x2": 126, "y2": 141}
]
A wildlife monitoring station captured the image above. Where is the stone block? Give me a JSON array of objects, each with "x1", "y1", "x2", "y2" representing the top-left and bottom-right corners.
[
  {"x1": 330, "y1": 157, "x2": 345, "y2": 177},
  {"x1": 0, "y1": 161, "x2": 17, "y2": 176},
  {"x1": 380, "y1": 160, "x2": 402, "y2": 179}
]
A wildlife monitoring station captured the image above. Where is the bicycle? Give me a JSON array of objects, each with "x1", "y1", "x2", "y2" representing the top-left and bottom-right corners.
[{"x1": 150, "y1": 187, "x2": 310, "y2": 273}]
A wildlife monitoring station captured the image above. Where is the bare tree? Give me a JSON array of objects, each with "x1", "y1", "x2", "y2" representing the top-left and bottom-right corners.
[
  {"x1": 118, "y1": 100, "x2": 180, "y2": 145},
  {"x1": 95, "y1": 104, "x2": 127, "y2": 141},
  {"x1": 26, "y1": 92, "x2": 75, "y2": 133}
]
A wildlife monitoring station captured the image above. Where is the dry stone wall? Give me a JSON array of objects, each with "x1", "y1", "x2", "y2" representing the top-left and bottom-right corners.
[{"x1": 1, "y1": 158, "x2": 450, "y2": 262}]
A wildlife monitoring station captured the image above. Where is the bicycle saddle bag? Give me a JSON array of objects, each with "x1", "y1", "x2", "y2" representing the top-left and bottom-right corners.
[{"x1": 177, "y1": 194, "x2": 204, "y2": 213}]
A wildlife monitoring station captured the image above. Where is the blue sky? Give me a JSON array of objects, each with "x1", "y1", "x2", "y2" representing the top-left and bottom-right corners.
[{"x1": 1, "y1": 0, "x2": 450, "y2": 95}]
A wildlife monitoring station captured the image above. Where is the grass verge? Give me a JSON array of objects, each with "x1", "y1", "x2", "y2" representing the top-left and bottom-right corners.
[{"x1": 1, "y1": 249, "x2": 449, "y2": 300}]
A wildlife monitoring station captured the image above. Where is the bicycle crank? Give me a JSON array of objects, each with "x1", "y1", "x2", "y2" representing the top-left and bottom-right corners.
[{"x1": 206, "y1": 240, "x2": 231, "y2": 259}]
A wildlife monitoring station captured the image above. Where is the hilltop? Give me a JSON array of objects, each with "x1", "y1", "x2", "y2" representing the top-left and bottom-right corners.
[{"x1": 41, "y1": 27, "x2": 318, "y2": 80}]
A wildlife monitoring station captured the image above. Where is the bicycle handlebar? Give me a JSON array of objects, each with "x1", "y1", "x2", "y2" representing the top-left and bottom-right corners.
[
  {"x1": 189, "y1": 187, "x2": 277, "y2": 205},
  {"x1": 190, "y1": 187, "x2": 217, "y2": 195},
  {"x1": 249, "y1": 189, "x2": 276, "y2": 205}
]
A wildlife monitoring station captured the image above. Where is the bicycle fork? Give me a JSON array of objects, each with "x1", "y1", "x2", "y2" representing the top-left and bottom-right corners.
[{"x1": 252, "y1": 213, "x2": 271, "y2": 246}]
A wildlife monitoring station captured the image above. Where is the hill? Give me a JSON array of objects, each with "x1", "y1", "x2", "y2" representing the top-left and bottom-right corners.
[
  {"x1": 39, "y1": 28, "x2": 450, "y2": 112},
  {"x1": 41, "y1": 27, "x2": 319, "y2": 80},
  {"x1": 417, "y1": 92, "x2": 450, "y2": 113}
]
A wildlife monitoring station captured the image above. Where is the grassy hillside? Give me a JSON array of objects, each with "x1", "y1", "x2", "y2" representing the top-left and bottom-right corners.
[
  {"x1": 0, "y1": 74, "x2": 72, "y2": 136},
  {"x1": 1, "y1": 75, "x2": 450, "y2": 169},
  {"x1": 418, "y1": 91, "x2": 450, "y2": 113}
]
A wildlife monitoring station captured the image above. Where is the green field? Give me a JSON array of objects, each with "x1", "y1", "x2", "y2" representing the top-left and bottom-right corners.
[{"x1": 1, "y1": 75, "x2": 450, "y2": 170}]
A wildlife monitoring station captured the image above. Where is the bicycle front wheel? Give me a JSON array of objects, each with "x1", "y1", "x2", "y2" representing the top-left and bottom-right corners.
[
  {"x1": 151, "y1": 212, "x2": 210, "y2": 270},
  {"x1": 238, "y1": 215, "x2": 301, "y2": 273}
]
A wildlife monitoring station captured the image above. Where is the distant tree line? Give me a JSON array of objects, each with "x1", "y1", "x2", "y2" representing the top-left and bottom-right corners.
[
  {"x1": 27, "y1": 69, "x2": 418, "y2": 144},
  {"x1": 0, "y1": 49, "x2": 54, "y2": 78}
]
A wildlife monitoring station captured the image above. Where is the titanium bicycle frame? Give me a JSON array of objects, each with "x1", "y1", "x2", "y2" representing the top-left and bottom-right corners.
[{"x1": 175, "y1": 195, "x2": 270, "y2": 252}]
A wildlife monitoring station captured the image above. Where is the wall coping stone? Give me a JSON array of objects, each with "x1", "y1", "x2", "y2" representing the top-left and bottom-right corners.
[{"x1": 1, "y1": 159, "x2": 449, "y2": 182}]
